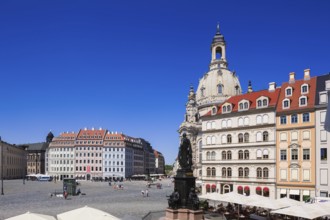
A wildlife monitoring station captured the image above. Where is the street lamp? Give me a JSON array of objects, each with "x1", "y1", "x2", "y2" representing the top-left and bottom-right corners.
[{"x1": 1, "y1": 136, "x2": 4, "y2": 195}]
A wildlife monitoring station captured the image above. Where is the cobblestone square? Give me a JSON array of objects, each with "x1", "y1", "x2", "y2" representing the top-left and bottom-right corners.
[{"x1": 0, "y1": 179, "x2": 173, "y2": 220}]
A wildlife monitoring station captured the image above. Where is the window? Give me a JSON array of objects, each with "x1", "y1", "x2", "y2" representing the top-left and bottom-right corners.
[
  {"x1": 244, "y1": 102, "x2": 248, "y2": 109},
  {"x1": 280, "y1": 150, "x2": 287, "y2": 160},
  {"x1": 244, "y1": 117, "x2": 249, "y2": 126},
  {"x1": 211, "y1": 151, "x2": 216, "y2": 160},
  {"x1": 280, "y1": 115, "x2": 287, "y2": 125},
  {"x1": 238, "y1": 118, "x2": 243, "y2": 126},
  {"x1": 222, "y1": 151, "x2": 226, "y2": 160},
  {"x1": 211, "y1": 136, "x2": 216, "y2": 144},
  {"x1": 222, "y1": 106, "x2": 226, "y2": 113},
  {"x1": 303, "y1": 149, "x2": 310, "y2": 160},
  {"x1": 286, "y1": 88, "x2": 292, "y2": 96},
  {"x1": 291, "y1": 114, "x2": 298, "y2": 124},
  {"x1": 238, "y1": 133, "x2": 243, "y2": 143},
  {"x1": 257, "y1": 168, "x2": 262, "y2": 178},
  {"x1": 238, "y1": 167, "x2": 243, "y2": 178},
  {"x1": 257, "y1": 100, "x2": 262, "y2": 107},
  {"x1": 207, "y1": 167, "x2": 211, "y2": 176},
  {"x1": 263, "y1": 168, "x2": 269, "y2": 179},
  {"x1": 263, "y1": 149, "x2": 269, "y2": 159},
  {"x1": 227, "y1": 151, "x2": 232, "y2": 160},
  {"x1": 221, "y1": 120, "x2": 227, "y2": 128},
  {"x1": 238, "y1": 150, "x2": 243, "y2": 160},
  {"x1": 206, "y1": 152, "x2": 210, "y2": 160},
  {"x1": 227, "y1": 168, "x2": 232, "y2": 177},
  {"x1": 211, "y1": 167, "x2": 216, "y2": 177},
  {"x1": 257, "y1": 115, "x2": 262, "y2": 124},
  {"x1": 263, "y1": 99, "x2": 268, "y2": 106},
  {"x1": 244, "y1": 168, "x2": 249, "y2": 177},
  {"x1": 321, "y1": 148, "x2": 327, "y2": 161},
  {"x1": 218, "y1": 84, "x2": 223, "y2": 94},
  {"x1": 291, "y1": 149, "x2": 298, "y2": 160},
  {"x1": 303, "y1": 113, "x2": 310, "y2": 122},
  {"x1": 263, "y1": 115, "x2": 269, "y2": 124},
  {"x1": 244, "y1": 150, "x2": 249, "y2": 159},
  {"x1": 300, "y1": 97, "x2": 307, "y2": 106},
  {"x1": 212, "y1": 107, "x2": 217, "y2": 115},
  {"x1": 227, "y1": 135, "x2": 232, "y2": 144},
  {"x1": 256, "y1": 132, "x2": 262, "y2": 142},
  {"x1": 221, "y1": 135, "x2": 226, "y2": 144},
  {"x1": 239, "y1": 103, "x2": 243, "y2": 110},
  {"x1": 257, "y1": 150, "x2": 262, "y2": 159},
  {"x1": 227, "y1": 105, "x2": 231, "y2": 112},
  {"x1": 222, "y1": 168, "x2": 226, "y2": 177},
  {"x1": 201, "y1": 87, "x2": 205, "y2": 97},
  {"x1": 301, "y1": 84, "x2": 309, "y2": 94},
  {"x1": 244, "y1": 133, "x2": 249, "y2": 143},
  {"x1": 283, "y1": 99, "x2": 290, "y2": 109},
  {"x1": 263, "y1": 131, "x2": 269, "y2": 142}
]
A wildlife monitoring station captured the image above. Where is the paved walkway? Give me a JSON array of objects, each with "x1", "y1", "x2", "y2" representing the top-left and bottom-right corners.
[{"x1": 0, "y1": 179, "x2": 173, "y2": 220}]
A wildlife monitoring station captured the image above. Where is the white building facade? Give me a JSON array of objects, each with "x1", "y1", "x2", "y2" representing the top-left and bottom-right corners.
[{"x1": 201, "y1": 84, "x2": 280, "y2": 199}]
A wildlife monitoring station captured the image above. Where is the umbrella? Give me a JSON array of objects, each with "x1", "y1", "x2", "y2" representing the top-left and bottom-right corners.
[
  {"x1": 5, "y1": 212, "x2": 56, "y2": 220},
  {"x1": 57, "y1": 206, "x2": 120, "y2": 220},
  {"x1": 275, "y1": 197, "x2": 302, "y2": 207},
  {"x1": 271, "y1": 203, "x2": 329, "y2": 219}
]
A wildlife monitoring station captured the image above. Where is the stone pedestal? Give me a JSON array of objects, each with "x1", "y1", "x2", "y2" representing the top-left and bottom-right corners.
[
  {"x1": 174, "y1": 169, "x2": 195, "y2": 208},
  {"x1": 165, "y1": 208, "x2": 203, "y2": 220}
]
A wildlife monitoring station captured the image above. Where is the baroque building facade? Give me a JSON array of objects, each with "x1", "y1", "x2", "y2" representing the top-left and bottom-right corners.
[
  {"x1": 201, "y1": 83, "x2": 280, "y2": 199},
  {"x1": 179, "y1": 25, "x2": 242, "y2": 178},
  {"x1": 179, "y1": 25, "x2": 330, "y2": 201},
  {"x1": 276, "y1": 70, "x2": 317, "y2": 201}
]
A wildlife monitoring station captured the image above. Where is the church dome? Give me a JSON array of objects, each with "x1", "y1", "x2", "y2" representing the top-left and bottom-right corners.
[{"x1": 196, "y1": 25, "x2": 242, "y2": 108}]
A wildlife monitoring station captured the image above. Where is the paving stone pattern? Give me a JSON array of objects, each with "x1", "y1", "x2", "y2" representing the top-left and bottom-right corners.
[{"x1": 0, "y1": 179, "x2": 173, "y2": 220}]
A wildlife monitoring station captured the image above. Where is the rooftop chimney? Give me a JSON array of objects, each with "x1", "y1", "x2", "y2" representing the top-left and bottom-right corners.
[
  {"x1": 304, "y1": 69, "x2": 311, "y2": 80},
  {"x1": 269, "y1": 82, "x2": 276, "y2": 92},
  {"x1": 289, "y1": 72, "x2": 295, "y2": 84}
]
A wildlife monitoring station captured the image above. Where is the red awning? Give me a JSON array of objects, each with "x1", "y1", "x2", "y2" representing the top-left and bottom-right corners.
[
  {"x1": 237, "y1": 186, "x2": 243, "y2": 190},
  {"x1": 256, "y1": 187, "x2": 262, "y2": 191},
  {"x1": 212, "y1": 184, "x2": 216, "y2": 189},
  {"x1": 263, "y1": 187, "x2": 269, "y2": 192},
  {"x1": 244, "y1": 186, "x2": 250, "y2": 191},
  {"x1": 206, "y1": 184, "x2": 210, "y2": 188}
]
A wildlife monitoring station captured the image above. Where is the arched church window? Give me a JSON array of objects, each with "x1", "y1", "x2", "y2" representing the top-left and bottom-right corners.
[{"x1": 217, "y1": 84, "x2": 223, "y2": 94}]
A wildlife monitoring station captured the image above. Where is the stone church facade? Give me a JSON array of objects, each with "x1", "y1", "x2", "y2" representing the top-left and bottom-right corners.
[{"x1": 178, "y1": 25, "x2": 242, "y2": 178}]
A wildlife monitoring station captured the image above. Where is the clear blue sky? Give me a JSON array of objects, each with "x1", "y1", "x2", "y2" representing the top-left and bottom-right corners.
[{"x1": 0, "y1": 0, "x2": 329, "y2": 164}]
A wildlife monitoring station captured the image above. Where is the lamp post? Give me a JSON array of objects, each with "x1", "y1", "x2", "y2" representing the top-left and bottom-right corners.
[{"x1": 1, "y1": 136, "x2": 4, "y2": 195}]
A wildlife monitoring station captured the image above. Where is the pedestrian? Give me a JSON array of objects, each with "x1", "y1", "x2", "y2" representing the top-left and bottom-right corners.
[
  {"x1": 141, "y1": 190, "x2": 145, "y2": 197},
  {"x1": 146, "y1": 189, "x2": 149, "y2": 197}
]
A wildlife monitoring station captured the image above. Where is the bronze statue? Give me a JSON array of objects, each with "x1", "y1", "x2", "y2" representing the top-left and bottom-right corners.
[
  {"x1": 178, "y1": 133, "x2": 193, "y2": 171},
  {"x1": 188, "y1": 187, "x2": 200, "y2": 210},
  {"x1": 168, "y1": 188, "x2": 180, "y2": 209}
]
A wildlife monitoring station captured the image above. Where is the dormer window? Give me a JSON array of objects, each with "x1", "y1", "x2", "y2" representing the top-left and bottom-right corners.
[
  {"x1": 283, "y1": 98, "x2": 290, "y2": 109},
  {"x1": 257, "y1": 97, "x2": 269, "y2": 108},
  {"x1": 222, "y1": 104, "x2": 232, "y2": 113},
  {"x1": 217, "y1": 84, "x2": 223, "y2": 94},
  {"x1": 299, "y1": 96, "x2": 307, "y2": 107},
  {"x1": 301, "y1": 84, "x2": 309, "y2": 94},
  {"x1": 286, "y1": 87, "x2": 292, "y2": 97},
  {"x1": 211, "y1": 106, "x2": 217, "y2": 115},
  {"x1": 239, "y1": 100, "x2": 249, "y2": 111}
]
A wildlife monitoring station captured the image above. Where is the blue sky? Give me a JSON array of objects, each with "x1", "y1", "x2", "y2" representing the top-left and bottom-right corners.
[{"x1": 0, "y1": 0, "x2": 329, "y2": 164}]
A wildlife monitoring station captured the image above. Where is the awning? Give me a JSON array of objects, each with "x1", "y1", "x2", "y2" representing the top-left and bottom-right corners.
[
  {"x1": 212, "y1": 184, "x2": 216, "y2": 189},
  {"x1": 290, "y1": 189, "x2": 299, "y2": 195},
  {"x1": 303, "y1": 190, "x2": 310, "y2": 196},
  {"x1": 280, "y1": 189, "x2": 286, "y2": 194},
  {"x1": 263, "y1": 187, "x2": 269, "y2": 192},
  {"x1": 238, "y1": 186, "x2": 243, "y2": 190},
  {"x1": 256, "y1": 187, "x2": 261, "y2": 191},
  {"x1": 244, "y1": 186, "x2": 250, "y2": 191},
  {"x1": 206, "y1": 184, "x2": 210, "y2": 188}
]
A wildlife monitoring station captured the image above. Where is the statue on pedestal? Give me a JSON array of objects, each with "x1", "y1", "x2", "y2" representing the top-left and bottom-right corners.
[
  {"x1": 168, "y1": 188, "x2": 180, "y2": 209},
  {"x1": 187, "y1": 187, "x2": 200, "y2": 210},
  {"x1": 178, "y1": 133, "x2": 193, "y2": 171}
]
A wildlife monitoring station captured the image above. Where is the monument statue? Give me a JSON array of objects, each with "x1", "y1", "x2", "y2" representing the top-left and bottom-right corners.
[
  {"x1": 168, "y1": 188, "x2": 180, "y2": 209},
  {"x1": 178, "y1": 133, "x2": 193, "y2": 171},
  {"x1": 187, "y1": 187, "x2": 200, "y2": 210}
]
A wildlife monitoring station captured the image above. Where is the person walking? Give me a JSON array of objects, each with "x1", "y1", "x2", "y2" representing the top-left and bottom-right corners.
[
  {"x1": 141, "y1": 190, "x2": 145, "y2": 197},
  {"x1": 146, "y1": 189, "x2": 149, "y2": 197}
]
